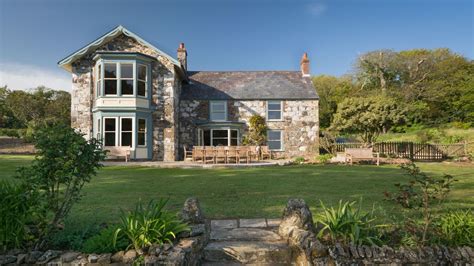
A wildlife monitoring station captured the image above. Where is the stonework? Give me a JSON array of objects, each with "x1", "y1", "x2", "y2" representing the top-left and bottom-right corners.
[{"x1": 179, "y1": 99, "x2": 319, "y2": 158}]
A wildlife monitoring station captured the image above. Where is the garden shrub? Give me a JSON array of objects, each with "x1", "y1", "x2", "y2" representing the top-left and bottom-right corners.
[
  {"x1": 114, "y1": 199, "x2": 189, "y2": 251},
  {"x1": 315, "y1": 200, "x2": 384, "y2": 245},
  {"x1": 49, "y1": 220, "x2": 101, "y2": 251},
  {"x1": 15, "y1": 123, "x2": 106, "y2": 249},
  {"x1": 317, "y1": 154, "x2": 333, "y2": 164},
  {"x1": 242, "y1": 115, "x2": 267, "y2": 146},
  {"x1": 0, "y1": 128, "x2": 22, "y2": 138},
  {"x1": 0, "y1": 181, "x2": 41, "y2": 251},
  {"x1": 293, "y1": 156, "x2": 305, "y2": 164},
  {"x1": 434, "y1": 210, "x2": 474, "y2": 247},
  {"x1": 82, "y1": 226, "x2": 128, "y2": 254}
]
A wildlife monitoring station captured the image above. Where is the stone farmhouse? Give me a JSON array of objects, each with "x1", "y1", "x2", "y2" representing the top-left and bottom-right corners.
[{"x1": 59, "y1": 26, "x2": 319, "y2": 161}]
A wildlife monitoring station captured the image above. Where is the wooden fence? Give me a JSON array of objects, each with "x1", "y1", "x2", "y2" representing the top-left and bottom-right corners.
[{"x1": 335, "y1": 141, "x2": 469, "y2": 161}]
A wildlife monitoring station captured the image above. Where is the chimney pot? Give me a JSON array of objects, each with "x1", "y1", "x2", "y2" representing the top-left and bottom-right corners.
[
  {"x1": 300, "y1": 52, "x2": 310, "y2": 77},
  {"x1": 177, "y1": 42, "x2": 187, "y2": 71}
]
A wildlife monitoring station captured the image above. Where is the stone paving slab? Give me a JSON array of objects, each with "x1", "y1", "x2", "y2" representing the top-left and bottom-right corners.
[
  {"x1": 239, "y1": 218, "x2": 267, "y2": 228},
  {"x1": 211, "y1": 219, "x2": 238, "y2": 230},
  {"x1": 203, "y1": 241, "x2": 291, "y2": 264},
  {"x1": 266, "y1": 218, "x2": 282, "y2": 227},
  {"x1": 211, "y1": 228, "x2": 283, "y2": 242}
]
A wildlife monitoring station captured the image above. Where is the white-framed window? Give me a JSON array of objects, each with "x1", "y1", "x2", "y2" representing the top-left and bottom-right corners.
[
  {"x1": 120, "y1": 63, "x2": 134, "y2": 95},
  {"x1": 137, "y1": 119, "x2": 146, "y2": 146},
  {"x1": 104, "y1": 63, "x2": 118, "y2": 95},
  {"x1": 137, "y1": 64, "x2": 147, "y2": 97},
  {"x1": 120, "y1": 118, "x2": 133, "y2": 147},
  {"x1": 267, "y1": 130, "x2": 283, "y2": 151},
  {"x1": 103, "y1": 117, "x2": 117, "y2": 146},
  {"x1": 198, "y1": 128, "x2": 239, "y2": 146},
  {"x1": 95, "y1": 63, "x2": 102, "y2": 98},
  {"x1": 96, "y1": 118, "x2": 101, "y2": 139},
  {"x1": 267, "y1": 100, "x2": 282, "y2": 121},
  {"x1": 210, "y1": 101, "x2": 227, "y2": 121}
]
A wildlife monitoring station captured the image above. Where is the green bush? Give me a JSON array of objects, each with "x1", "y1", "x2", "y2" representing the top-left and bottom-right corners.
[
  {"x1": 434, "y1": 210, "x2": 474, "y2": 247},
  {"x1": 449, "y1": 121, "x2": 472, "y2": 129},
  {"x1": 317, "y1": 154, "x2": 333, "y2": 164},
  {"x1": 82, "y1": 226, "x2": 128, "y2": 254},
  {"x1": 315, "y1": 200, "x2": 383, "y2": 245},
  {"x1": 49, "y1": 221, "x2": 101, "y2": 251},
  {"x1": 0, "y1": 181, "x2": 41, "y2": 251},
  {"x1": 114, "y1": 199, "x2": 189, "y2": 251},
  {"x1": 0, "y1": 128, "x2": 22, "y2": 138},
  {"x1": 293, "y1": 157, "x2": 305, "y2": 164}
]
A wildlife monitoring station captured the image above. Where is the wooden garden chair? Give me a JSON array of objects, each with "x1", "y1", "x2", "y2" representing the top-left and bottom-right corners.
[
  {"x1": 204, "y1": 146, "x2": 216, "y2": 164},
  {"x1": 215, "y1": 146, "x2": 227, "y2": 164},
  {"x1": 345, "y1": 148, "x2": 380, "y2": 166},
  {"x1": 192, "y1": 147, "x2": 205, "y2": 163},
  {"x1": 226, "y1": 146, "x2": 238, "y2": 164},
  {"x1": 261, "y1": 146, "x2": 272, "y2": 160},
  {"x1": 237, "y1": 147, "x2": 250, "y2": 164},
  {"x1": 183, "y1": 145, "x2": 193, "y2": 161}
]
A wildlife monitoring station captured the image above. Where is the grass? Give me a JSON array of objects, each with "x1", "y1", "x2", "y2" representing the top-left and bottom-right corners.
[
  {"x1": 1, "y1": 155, "x2": 473, "y2": 229},
  {"x1": 377, "y1": 127, "x2": 474, "y2": 145}
]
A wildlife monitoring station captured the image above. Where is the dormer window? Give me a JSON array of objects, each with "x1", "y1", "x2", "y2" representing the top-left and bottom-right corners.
[{"x1": 94, "y1": 53, "x2": 151, "y2": 98}]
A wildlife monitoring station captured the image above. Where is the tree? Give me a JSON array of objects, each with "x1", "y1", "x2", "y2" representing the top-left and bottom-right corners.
[
  {"x1": 330, "y1": 96, "x2": 406, "y2": 144},
  {"x1": 16, "y1": 124, "x2": 106, "y2": 249},
  {"x1": 242, "y1": 115, "x2": 267, "y2": 146}
]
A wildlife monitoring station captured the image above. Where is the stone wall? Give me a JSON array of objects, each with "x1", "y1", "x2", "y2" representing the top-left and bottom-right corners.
[
  {"x1": 70, "y1": 34, "x2": 181, "y2": 161},
  {"x1": 179, "y1": 99, "x2": 319, "y2": 158}
]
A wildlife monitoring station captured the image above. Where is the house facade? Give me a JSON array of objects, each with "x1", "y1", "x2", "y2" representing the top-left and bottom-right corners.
[{"x1": 59, "y1": 26, "x2": 319, "y2": 161}]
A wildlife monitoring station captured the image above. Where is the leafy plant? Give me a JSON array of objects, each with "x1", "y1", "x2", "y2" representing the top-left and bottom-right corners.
[
  {"x1": 385, "y1": 162, "x2": 457, "y2": 245},
  {"x1": 114, "y1": 199, "x2": 189, "y2": 251},
  {"x1": 82, "y1": 226, "x2": 129, "y2": 254},
  {"x1": 434, "y1": 210, "x2": 474, "y2": 246},
  {"x1": 293, "y1": 157, "x2": 305, "y2": 164},
  {"x1": 0, "y1": 181, "x2": 42, "y2": 251},
  {"x1": 15, "y1": 123, "x2": 106, "y2": 249},
  {"x1": 242, "y1": 115, "x2": 267, "y2": 146},
  {"x1": 317, "y1": 154, "x2": 333, "y2": 164},
  {"x1": 49, "y1": 220, "x2": 101, "y2": 251},
  {"x1": 315, "y1": 200, "x2": 383, "y2": 245}
]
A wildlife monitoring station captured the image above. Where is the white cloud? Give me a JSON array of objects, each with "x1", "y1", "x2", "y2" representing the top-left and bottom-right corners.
[
  {"x1": 0, "y1": 63, "x2": 71, "y2": 91},
  {"x1": 307, "y1": 2, "x2": 327, "y2": 16}
]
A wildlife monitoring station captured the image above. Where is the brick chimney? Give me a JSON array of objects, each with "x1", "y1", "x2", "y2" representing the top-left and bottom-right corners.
[
  {"x1": 177, "y1": 43, "x2": 187, "y2": 71},
  {"x1": 300, "y1": 52, "x2": 310, "y2": 77}
]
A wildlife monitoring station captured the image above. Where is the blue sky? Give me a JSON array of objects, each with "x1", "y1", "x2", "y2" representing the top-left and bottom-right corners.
[{"x1": 0, "y1": 0, "x2": 472, "y2": 90}]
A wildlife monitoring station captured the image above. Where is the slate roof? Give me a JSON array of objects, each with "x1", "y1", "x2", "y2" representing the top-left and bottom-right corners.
[{"x1": 181, "y1": 71, "x2": 318, "y2": 100}]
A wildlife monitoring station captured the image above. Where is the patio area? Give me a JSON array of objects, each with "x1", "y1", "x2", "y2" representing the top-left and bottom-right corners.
[{"x1": 102, "y1": 159, "x2": 285, "y2": 168}]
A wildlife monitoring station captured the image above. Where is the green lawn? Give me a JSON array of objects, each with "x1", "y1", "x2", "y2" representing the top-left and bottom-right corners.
[{"x1": 1, "y1": 155, "x2": 473, "y2": 227}]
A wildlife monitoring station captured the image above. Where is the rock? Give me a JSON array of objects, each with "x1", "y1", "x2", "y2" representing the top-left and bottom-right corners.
[
  {"x1": 70, "y1": 256, "x2": 88, "y2": 265},
  {"x1": 37, "y1": 250, "x2": 61, "y2": 264},
  {"x1": 123, "y1": 249, "x2": 137, "y2": 264},
  {"x1": 144, "y1": 254, "x2": 158, "y2": 265},
  {"x1": 0, "y1": 255, "x2": 17, "y2": 265},
  {"x1": 278, "y1": 198, "x2": 314, "y2": 238},
  {"x1": 111, "y1": 251, "x2": 124, "y2": 263},
  {"x1": 148, "y1": 244, "x2": 161, "y2": 256},
  {"x1": 163, "y1": 243, "x2": 173, "y2": 251},
  {"x1": 60, "y1": 251, "x2": 80, "y2": 263},
  {"x1": 7, "y1": 249, "x2": 23, "y2": 256},
  {"x1": 180, "y1": 197, "x2": 205, "y2": 224},
  {"x1": 97, "y1": 253, "x2": 111, "y2": 264},
  {"x1": 26, "y1": 251, "x2": 43, "y2": 264},
  {"x1": 88, "y1": 254, "x2": 98, "y2": 263},
  {"x1": 16, "y1": 253, "x2": 27, "y2": 264},
  {"x1": 189, "y1": 223, "x2": 206, "y2": 236}
]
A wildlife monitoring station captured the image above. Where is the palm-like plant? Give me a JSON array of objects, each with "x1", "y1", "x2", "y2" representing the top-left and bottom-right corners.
[
  {"x1": 316, "y1": 200, "x2": 383, "y2": 245},
  {"x1": 113, "y1": 199, "x2": 189, "y2": 251}
]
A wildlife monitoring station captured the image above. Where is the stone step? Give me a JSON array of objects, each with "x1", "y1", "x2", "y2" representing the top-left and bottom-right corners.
[
  {"x1": 211, "y1": 228, "x2": 283, "y2": 242},
  {"x1": 203, "y1": 241, "x2": 291, "y2": 264}
]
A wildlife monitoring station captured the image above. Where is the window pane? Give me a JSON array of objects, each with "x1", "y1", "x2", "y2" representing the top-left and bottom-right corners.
[
  {"x1": 213, "y1": 138, "x2": 228, "y2": 146},
  {"x1": 204, "y1": 130, "x2": 211, "y2": 146},
  {"x1": 104, "y1": 80, "x2": 117, "y2": 95},
  {"x1": 212, "y1": 103, "x2": 225, "y2": 111},
  {"x1": 231, "y1": 138, "x2": 238, "y2": 146},
  {"x1": 137, "y1": 81, "x2": 146, "y2": 96},
  {"x1": 268, "y1": 111, "x2": 281, "y2": 120},
  {"x1": 268, "y1": 141, "x2": 281, "y2": 150},
  {"x1": 104, "y1": 119, "x2": 116, "y2": 131},
  {"x1": 104, "y1": 133, "x2": 115, "y2": 146},
  {"x1": 121, "y1": 64, "x2": 133, "y2": 79},
  {"x1": 268, "y1": 102, "x2": 281, "y2": 110},
  {"x1": 138, "y1": 133, "x2": 145, "y2": 146},
  {"x1": 268, "y1": 131, "x2": 281, "y2": 141},
  {"x1": 211, "y1": 112, "x2": 226, "y2": 121},
  {"x1": 231, "y1": 130, "x2": 238, "y2": 138},
  {"x1": 138, "y1": 65, "x2": 147, "y2": 80},
  {"x1": 121, "y1": 132, "x2": 132, "y2": 146},
  {"x1": 104, "y1": 63, "x2": 117, "y2": 78},
  {"x1": 121, "y1": 80, "x2": 134, "y2": 95},
  {"x1": 212, "y1": 130, "x2": 228, "y2": 138},
  {"x1": 121, "y1": 118, "x2": 132, "y2": 131},
  {"x1": 97, "y1": 64, "x2": 102, "y2": 79},
  {"x1": 138, "y1": 119, "x2": 146, "y2": 131}
]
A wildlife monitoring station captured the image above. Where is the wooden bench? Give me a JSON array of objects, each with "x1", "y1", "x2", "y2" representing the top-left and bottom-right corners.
[
  {"x1": 345, "y1": 148, "x2": 379, "y2": 166},
  {"x1": 105, "y1": 146, "x2": 131, "y2": 162}
]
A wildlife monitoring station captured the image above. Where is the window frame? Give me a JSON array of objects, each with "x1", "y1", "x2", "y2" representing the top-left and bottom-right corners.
[
  {"x1": 120, "y1": 117, "x2": 134, "y2": 147},
  {"x1": 103, "y1": 62, "x2": 118, "y2": 96},
  {"x1": 137, "y1": 64, "x2": 148, "y2": 97},
  {"x1": 267, "y1": 100, "x2": 283, "y2": 121},
  {"x1": 103, "y1": 117, "x2": 118, "y2": 147},
  {"x1": 137, "y1": 118, "x2": 147, "y2": 147},
  {"x1": 267, "y1": 129, "x2": 284, "y2": 151},
  {"x1": 198, "y1": 128, "x2": 239, "y2": 146},
  {"x1": 209, "y1": 101, "x2": 228, "y2": 121},
  {"x1": 119, "y1": 63, "x2": 135, "y2": 96}
]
